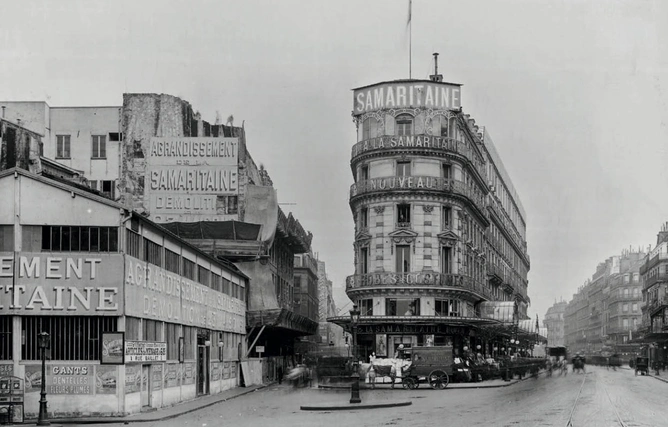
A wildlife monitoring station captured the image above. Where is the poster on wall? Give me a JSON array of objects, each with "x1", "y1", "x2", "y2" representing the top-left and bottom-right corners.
[
  {"x1": 183, "y1": 363, "x2": 195, "y2": 385},
  {"x1": 95, "y1": 365, "x2": 117, "y2": 395},
  {"x1": 0, "y1": 403, "x2": 23, "y2": 423},
  {"x1": 0, "y1": 364, "x2": 13, "y2": 377},
  {"x1": 211, "y1": 362, "x2": 221, "y2": 381},
  {"x1": 223, "y1": 362, "x2": 230, "y2": 380},
  {"x1": 125, "y1": 365, "x2": 141, "y2": 394},
  {"x1": 151, "y1": 365, "x2": 163, "y2": 391},
  {"x1": 125, "y1": 341, "x2": 167, "y2": 363},
  {"x1": 164, "y1": 364, "x2": 179, "y2": 388},
  {"x1": 375, "y1": 335, "x2": 387, "y2": 357},
  {"x1": 101, "y1": 332, "x2": 125, "y2": 365}
]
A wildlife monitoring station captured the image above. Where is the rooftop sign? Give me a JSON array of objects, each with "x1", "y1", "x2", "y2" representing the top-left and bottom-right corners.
[{"x1": 353, "y1": 81, "x2": 461, "y2": 116}]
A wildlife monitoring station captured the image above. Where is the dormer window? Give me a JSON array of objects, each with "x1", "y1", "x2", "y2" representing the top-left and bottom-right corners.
[{"x1": 395, "y1": 114, "x2": 414, "y2": 136}]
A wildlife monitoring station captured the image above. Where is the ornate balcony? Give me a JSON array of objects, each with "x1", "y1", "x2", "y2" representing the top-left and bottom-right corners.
[
  {"x1": 487, "y1": 264, "x2": 504, "y2": 285},
  {"x1": 346, "y1": 271, "x2": 493, "y2": 300},
  {"x1": 639, "y1": 252, "x2": 668, "y2": 276},
  {"x1": 643, "y1": 273, "x2": 668, "y2": 290},
  {"x1": 350, "y1": 176, "x2": 486, "y2": 216},
  {"x1": 350, "y1": 134, "x2": 488, "y2": 182}
]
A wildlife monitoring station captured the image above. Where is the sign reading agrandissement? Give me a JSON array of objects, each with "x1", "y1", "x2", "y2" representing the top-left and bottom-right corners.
[
  {"x1": 145, "y1": 137, "x2": 240, "y2": 223},
  {"x1": 124, "y1": 341, "x2": 167, "y2": 363},
  {"x1": 0, "y1": 253, "x2": 123, "y2": 315}
]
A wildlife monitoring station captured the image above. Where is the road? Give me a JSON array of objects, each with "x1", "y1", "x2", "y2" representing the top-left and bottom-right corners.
[{"x1": 87, "y1": 366, "x2": 668, "y2": 427}]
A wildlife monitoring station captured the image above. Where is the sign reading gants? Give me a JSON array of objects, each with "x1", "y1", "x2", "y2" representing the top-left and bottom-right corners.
[
  {"x1": 0, "y1": 253, "x2": 123, "y2": 315},
  {"x1": 353, "y1": 81, "x2": 461, "y2": 115},
  {"x1": 145, "y1": 137, "x2": 239, "y2": 223},
  {"x1": 124, "y1": 256, "x2": 245, "y2": 334}
]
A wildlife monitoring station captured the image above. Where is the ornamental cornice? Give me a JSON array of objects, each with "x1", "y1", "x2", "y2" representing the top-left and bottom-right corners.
[{"x1": 350, "y1": 193, "x2": 466, "y2": 208}]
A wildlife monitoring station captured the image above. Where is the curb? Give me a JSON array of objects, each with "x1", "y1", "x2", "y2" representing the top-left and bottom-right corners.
[
  {"x1": 317, "y1": 379, "x2": 522, "y2": 390},
  {"x1": 35, "y1": 383, "x2": 275, "y2": 425},
  {"x1": 300, "y1": 401, "x2": 412, "y2": 411}
]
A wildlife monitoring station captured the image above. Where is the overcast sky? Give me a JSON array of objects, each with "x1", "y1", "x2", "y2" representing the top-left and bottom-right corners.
[{"x1": 3, "y1": 0, "x2": 668, "y2": 321}]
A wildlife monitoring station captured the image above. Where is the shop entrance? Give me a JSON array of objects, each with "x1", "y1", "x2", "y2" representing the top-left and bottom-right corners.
[
  {"x1": 197, "y1": 330, "x2": 210, "y2": 396},
  {"x1": 388, "y1": 335, "x2": 417, "y2": 357}
]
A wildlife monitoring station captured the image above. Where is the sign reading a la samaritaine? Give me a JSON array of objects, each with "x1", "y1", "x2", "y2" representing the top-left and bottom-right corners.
[
  {"x1": 0, "y1": 253, "x2": 123, "y2": 315},
  {"x1": 125, "y1": 341, "x2": 167, "y2": 363}
]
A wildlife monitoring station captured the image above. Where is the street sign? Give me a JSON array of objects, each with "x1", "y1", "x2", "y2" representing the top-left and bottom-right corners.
[{"x1": 256, "y1": 346, "x2": 265, "y2": 355}]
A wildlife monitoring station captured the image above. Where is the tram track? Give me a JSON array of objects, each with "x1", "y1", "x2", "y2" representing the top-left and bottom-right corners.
[{"x1": 565, "y1": 370, "x2": 629, "y2": 427}]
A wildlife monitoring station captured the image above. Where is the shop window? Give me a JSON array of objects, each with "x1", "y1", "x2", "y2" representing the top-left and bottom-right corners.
[
  {"x1": 0, "y1": 316, "x2": 11, "y2": 360},
  {"x1": 22, "y1": 316, "x2": 117, "y2": 361},
  {"x1": 41, "y1": 226, "x2": 118, "y2": 252},
  {"x1": 395, "y1": 114, "x2": 414, "y2": 136},
  {"x1": 0, "y1": 225, "x2": 14, "y2": 251},
  {"x1": 91, "y1": 135, "x2": 107, "y2": 159},
  {"x1": 359, "y1": 298, "x2": 373, "y2": 316},
  {"x1": 56, "y1": 135, "x2": 71, "y2": 159},
  {"x1": 396, "y1": 245, "x2": 410, "y2": 273},
  {"x1": 386, "y1": 298, "x2": 420, "y2": 316}
]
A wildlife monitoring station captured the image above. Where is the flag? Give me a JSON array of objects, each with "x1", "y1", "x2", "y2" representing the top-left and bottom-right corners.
[{"x1": 407, "y1": 0, "x2": 412, "y2": 27}]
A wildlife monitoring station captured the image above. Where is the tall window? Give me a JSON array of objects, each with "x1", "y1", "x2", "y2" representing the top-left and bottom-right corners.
[
  {"x1": 165, "y1": 249, "x2": 181, "y2": 274},
  {"x1": 442, "y1": 164, "x2": 452, "y2": 179},
  {"x1": 435, "y1": 299, "x2": 460, "y2": 316},
  {"x1": 359, "y1": 247, "x2": 368, "y2": 274},
  {"x1": 395, "y1": 114, "x2": 414, "y2": 136},
  {"x1": 91, "y1": 135, "x2": 107, "y2": 159},
  {"x1": 397, "y1": 204, "x2": 411, "y2": 225},
  {"x1": 182, "y1": 258, "x2": 196, "y2": 280},
  {"x1": 359, "y1": 298, "x2": 373, "y2": 316},
  {"x1": 396, "y1": 161, "x2": 411, "y2": 176},
  {"x1": 396, "y1": 245, "x2": 410, "y2": 273},
  {"x1": 441, "y1": 247, "x2": 452, "y2": 274},
  {"x1": 622, "y1": 319, "x2": 629, "y2": 329},
  {"x1": 360, "y1": 165, "x2": 369, "y2": 181},
  {"x1": 362, "y1": 117, "x2": 378, "y2": 140},
  {"x1": 42, "y1": 226, "x2": 118, "y2": 252},
  {"x1": 360, "y1": 207, "x2": 369, "y2": 229},
  {"x1": 0, "y1": 317, "x2": 11, "y2": 360},
  {"x1": 441, "y1": 206, "x2": 452, "y2": 229},
  {"x1": 622, "y1": 303, "x2": 629, "y2": 313},
  {"x1": 143, "y1": 238, "x2": 162, "y2": 266},
  {"x1": 432, "y1": 115, "x2": 449, "y2": 137},
  {"x1": 56, "y1": 135, "x2": 71, "y2": 159}
]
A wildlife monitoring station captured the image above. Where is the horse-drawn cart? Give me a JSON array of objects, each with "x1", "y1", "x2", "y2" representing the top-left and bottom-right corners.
[{"x1": 400, "y1": 345, "x2": 454, "y2": 390}]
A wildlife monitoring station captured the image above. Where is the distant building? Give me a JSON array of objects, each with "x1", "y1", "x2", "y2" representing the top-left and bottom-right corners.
[
  {"x1": 316, "y1": 260, "x2": 344, "y2": 348},
  {"x1": 544, "y1": 300, "x2": 567, "y2": 347},
  {"x1": 639, "y1": 223, "x2": 668, "y2": 363},
  {"x1": 293, "y1": 252, "x2": 319, "y2": 355}
]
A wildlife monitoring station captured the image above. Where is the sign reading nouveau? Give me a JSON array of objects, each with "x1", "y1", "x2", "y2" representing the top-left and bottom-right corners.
[
  {"x1": 146, "y1": 137, "x2": 239, "y2": 223},
  {"x1": 0, "y1": 253, "x2": 123, "y2": 315},
  {"x1": 353, "y1": 81, "x2": 462, "y2": 115},
  {"x1": 124, "y1": 256, "x2": 245, "y2": 333}
]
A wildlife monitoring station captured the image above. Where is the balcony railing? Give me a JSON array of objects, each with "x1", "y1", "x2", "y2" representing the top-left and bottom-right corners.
[
  {"x1": 607, "y1": 293, "x2": 642, "y2": 304},
  {"x1": 487, "y1": 198, "x2": 529, "y2": 264},
  {"x1": 346, "y1": 272, "x2": 493, "y2": 300},
  {"x1": 350, "y1": 176, "x2": 486, "y2": 215},
  {"x1": 643, "y1": 273, "x2": 668, "y2": 290},
  {"x1": 487, "y1": 264, "x2": 504, "y2": 284},
  {"x1": 351, "y1": 134, "x2": 488, "y2": 182},
  {"x1": 639, "y1": 252, "x2": 668, "y2": 276}
]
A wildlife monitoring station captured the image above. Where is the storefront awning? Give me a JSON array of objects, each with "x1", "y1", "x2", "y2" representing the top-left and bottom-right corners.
[
  {"x1": 326, "y1": 315, "x2": 502, "y2": 332},
  {"x1": 248, "y1": 308, "x2": 318, "y2": 336}
]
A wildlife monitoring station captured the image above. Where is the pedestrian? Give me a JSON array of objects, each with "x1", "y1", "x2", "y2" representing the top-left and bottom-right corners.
[{"x1": 277, "y1": 365, "x2": 284, "y2": 384}]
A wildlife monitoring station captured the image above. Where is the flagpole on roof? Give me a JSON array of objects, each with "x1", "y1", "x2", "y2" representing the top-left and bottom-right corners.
[{"x1": 408, "y1": 0, "x2": 412, "y2": 78}]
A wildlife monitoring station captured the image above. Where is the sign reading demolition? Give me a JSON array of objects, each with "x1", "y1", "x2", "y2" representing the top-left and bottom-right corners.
[
  {"x1": 0, "y1": 253, "x2": 123, "y2": 315},
  {"x1": 124, "y1": 256, "x2": 245, "y2": 333},
  {"x1": 353, "y1": 81, "x2": 462, "y2": 115},
  {"x1": 146, "y1": 137, "x2": 239, "y2": 223}
]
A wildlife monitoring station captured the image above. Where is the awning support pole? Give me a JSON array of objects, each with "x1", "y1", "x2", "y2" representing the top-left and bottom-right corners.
[{"x1": 246, "y1": 325, "x2": 266, "y2": 357}]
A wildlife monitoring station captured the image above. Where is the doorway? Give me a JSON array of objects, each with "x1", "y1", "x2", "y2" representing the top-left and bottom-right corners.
[
  {"x1": 197, "y1": 330, "x2": 210, "y2": 396},
  {"x1": 141, "y1": 365, "x2": 151, "y2": 408}
]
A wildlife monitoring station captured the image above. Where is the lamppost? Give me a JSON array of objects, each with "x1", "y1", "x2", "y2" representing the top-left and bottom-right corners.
[
  {"x1": 37, "y1": 331, "x2": 50, "y2": 426},
  {"x1": 349, "y1": 304, "x2": 361, "y2": 404}
]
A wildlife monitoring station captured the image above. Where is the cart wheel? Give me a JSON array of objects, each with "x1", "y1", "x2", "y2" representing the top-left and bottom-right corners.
[
  {"x1": 429, "y1": 370, "x2": 449, "y2": 389},
  {"x1": 402, "y1": 377, "x2": 418, "y2": 389}
]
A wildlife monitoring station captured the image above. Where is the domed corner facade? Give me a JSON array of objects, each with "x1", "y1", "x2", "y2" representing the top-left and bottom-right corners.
[{"x1": 331, "y1": 79, "x2": 532, "y2": 360}]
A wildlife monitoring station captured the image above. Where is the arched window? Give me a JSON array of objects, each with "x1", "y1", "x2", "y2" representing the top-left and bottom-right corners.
[
  {"x1": 432, "y1": 115, "x2": 450, "y2": 137},
  {"x1": 395, "y1": 114, "x2": 414, "y2": 136}
]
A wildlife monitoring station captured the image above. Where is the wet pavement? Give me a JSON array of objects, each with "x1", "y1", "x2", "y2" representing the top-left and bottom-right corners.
[{"x1": 70, "y1": 366, "x2": 668, "y2": 427}]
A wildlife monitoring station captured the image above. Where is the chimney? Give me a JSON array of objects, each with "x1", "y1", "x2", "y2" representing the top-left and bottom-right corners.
[{"x1": 430, "y1": 53, "x2": 443, "y2": 82}]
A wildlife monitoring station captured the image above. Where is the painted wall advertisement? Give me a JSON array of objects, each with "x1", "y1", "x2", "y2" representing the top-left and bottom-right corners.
[
  {"x1": 211, "y1": 362, "x2": 221, "y2": 381},
  {"x1": 183, "y1": 363, "x2": 195, "y2": 385},
  {"x1": 145, "y1": 137, "x2": 240, "y2": 223},
  {"x1": 164, "y1": 364, "x2": 179, "y2": 388},
  {"x1": 25, "y1": 365, "x2": 93, "y2": 395},
  {"x1": 101, "y1": 332, "x2": 125, "y2": 364},
  {"x1": 124, "y1": 256, "x2": 245, "y2": 333},
  {"x1": 125, "y1": 341, "x2": 167, "y2": 363},
  {"x1": 151, "y1": 364, "x2": 162, "y2": 391},
  {"x1": 0, "y1": 364, "x2": 13, "y2": 377},
  {"x1": 95, "y1": 365, "x2": 117, "y2": 395},
  {"x1": 125, "y1": 365, "x2": 141, "y2": 394},
  {"x1": 0, "y1": 253, "x2": 123, "y2": 315}
]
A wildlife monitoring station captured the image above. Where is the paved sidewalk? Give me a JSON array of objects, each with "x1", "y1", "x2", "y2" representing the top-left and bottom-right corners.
[
  {"x1": 24, "y1": 383, "x2": 274, "y2": 425},
  {"x1": 319, "y1": 376, "x2": 528, "y2": 390}
]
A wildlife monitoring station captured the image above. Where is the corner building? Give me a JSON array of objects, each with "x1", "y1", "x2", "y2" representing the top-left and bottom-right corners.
[{"x1": 330, "y1": 76, "x2": 531, "y2": 359}]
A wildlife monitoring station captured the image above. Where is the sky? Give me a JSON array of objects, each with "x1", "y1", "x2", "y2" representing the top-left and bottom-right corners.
[{"x1": 2, "y1": 0, "x2": 668, "y2": 321}]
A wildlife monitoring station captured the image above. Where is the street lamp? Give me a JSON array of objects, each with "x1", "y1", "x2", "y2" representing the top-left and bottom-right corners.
[
  {"x1": 349, "y1": 304, "x2": 361, "y2": 404},
  {"x1": 37, "y1": 332, "x2": 50, "y2": 426}
]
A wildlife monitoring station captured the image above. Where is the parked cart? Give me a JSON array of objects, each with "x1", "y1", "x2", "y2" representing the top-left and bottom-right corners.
[{"x1": 399, "y1": 345, "x2": 455, "y2": 390}]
